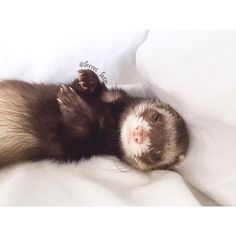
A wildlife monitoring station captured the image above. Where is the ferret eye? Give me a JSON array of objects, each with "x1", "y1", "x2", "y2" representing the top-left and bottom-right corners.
[
  {"x1": 153, "y1": 114, "x2": 161, "y2": 122},
  {"x1": 150, "y1": 151, "x2": 160, "y2": 161}
]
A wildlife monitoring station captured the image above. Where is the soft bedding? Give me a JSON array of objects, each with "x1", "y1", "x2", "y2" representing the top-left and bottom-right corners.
[
  {"x1": 0, "y1": 29, "x2": 233, "y2": 206},
  {"x1": 0, "y1": 82, "x2": 204, "y2": 206},
  {"x1": 0, "y1": 83, "x2": 216, "y2": 206},
  {"x1": 136, "y1": 30, "x2": 236, "y2": 206},
  {"x1": 0, "y1": 29, "x2": 147, "y2": 85},
  {"x1": 0, "y1": 156, "x2": 200, "y2": 206}
]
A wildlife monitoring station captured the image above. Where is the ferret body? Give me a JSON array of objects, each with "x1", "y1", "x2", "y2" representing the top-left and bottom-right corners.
[{"x1": 0, "y1": 69, "x2": 189, "y2": 170}]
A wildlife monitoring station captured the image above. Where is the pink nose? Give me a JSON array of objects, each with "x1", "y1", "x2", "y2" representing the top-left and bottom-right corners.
[{"x1": 132, "y1": 126, "x2": 149, "y2": 144}]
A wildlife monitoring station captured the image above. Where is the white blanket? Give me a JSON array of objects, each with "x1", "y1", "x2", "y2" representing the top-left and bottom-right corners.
[
  {"x1": 136, "y1": 30, "x2": 236, "y2": 206},
  {"x1": 0, "y1": 29, "x2": 229, "y2": 206},
  {"x1": 0, "y1": 83, "x2": 210, "y2": 206},
  {"x1": 0, "y1": 157, "x2": 201, "y2": 206}
]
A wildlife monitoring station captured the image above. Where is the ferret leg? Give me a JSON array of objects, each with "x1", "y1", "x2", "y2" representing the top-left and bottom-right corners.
[{"x1": 57, "y1": 85, "x2": 98, "y2": 138}]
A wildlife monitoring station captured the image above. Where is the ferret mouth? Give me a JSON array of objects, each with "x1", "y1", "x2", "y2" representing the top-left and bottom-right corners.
[{"x1": 120, "y1": 113, "x2": 152, "y2": 165}]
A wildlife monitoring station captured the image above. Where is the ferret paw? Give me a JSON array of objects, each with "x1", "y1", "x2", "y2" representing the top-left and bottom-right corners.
[
  {"x1": 57, "y1": 85, "x2": 78, "y2": 109},
  {"x1": 57, "y1": 84, "x2": 96, "y2": 138},
  {"x1": 75, "y1": 69, "x2": 99, "y2": 93}
]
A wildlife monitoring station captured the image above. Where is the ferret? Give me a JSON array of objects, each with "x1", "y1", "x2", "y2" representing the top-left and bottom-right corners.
[{"x1": 0, "y1": 69, "x2": 189, "y2": 171}]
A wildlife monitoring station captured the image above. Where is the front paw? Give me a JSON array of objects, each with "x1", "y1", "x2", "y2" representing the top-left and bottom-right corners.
[
  {"x1": 75, "y1": 69, "x2": 99, "y2": 93},
  {"x1": 57, "y1": 85, "x2": 79, "y2": 112},
  {"x1": 57, "y1": 84, "x2": 97, "y2": 137}
]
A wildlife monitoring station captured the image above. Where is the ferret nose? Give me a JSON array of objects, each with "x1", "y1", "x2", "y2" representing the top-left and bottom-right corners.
[{"x1": 132, "y1": 126, "x2": 148, "y2": 144}]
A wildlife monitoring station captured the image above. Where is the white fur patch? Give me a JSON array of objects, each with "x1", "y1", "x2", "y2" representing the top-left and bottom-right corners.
[
  {"x1": 120, "y1": 100, "x2": 184, "y2": 170},
  {"x1": 120, "y1": 113, "x2": 151, "y2": 158}
]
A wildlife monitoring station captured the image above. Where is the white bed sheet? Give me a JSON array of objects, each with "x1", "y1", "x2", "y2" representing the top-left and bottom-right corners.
[
  {"x1": 0, "y1": 156, "x2": 201, "y2": 206},
  {"x1": 0, "y1": 83, "x2": 216, "y2": 206},
  {"x1": 0, "y1": 28, "x2": 221, "y2": 206},
  {"x1": 136, "y1": 30, "x2": 236, "y2": 206}
]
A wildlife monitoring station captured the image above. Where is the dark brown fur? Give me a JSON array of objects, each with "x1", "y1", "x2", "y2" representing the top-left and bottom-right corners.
[
  {"x1": 0, "y1": 70, "x2": 131, "y2": 167},
  {"x1": 0, "y1": 69, "x2": 189, "y2": 170}
]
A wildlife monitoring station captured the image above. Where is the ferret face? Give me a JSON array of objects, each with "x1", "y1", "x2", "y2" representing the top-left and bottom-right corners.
[{"x1": 120, "y1": 100, "x2": 189, "y2": 171}]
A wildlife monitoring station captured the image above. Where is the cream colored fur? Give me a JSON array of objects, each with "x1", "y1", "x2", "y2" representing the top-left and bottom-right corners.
[{"x1": 0, "y1": 84, "x2": 37, "y2": 165}]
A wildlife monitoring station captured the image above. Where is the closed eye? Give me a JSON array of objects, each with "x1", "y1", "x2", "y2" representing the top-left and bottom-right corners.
[
  {"x1": 154, "y1": 115, "x2": 160, "y2": 122},
  {"x1": 153, "y1": 113, "x2": 162, "y2": 123},
  {"x1": 150, "y1": 151, "x2": 160, "y2": 161}
]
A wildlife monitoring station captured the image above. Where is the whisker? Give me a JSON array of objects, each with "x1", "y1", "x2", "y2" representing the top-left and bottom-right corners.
[{"x1": 112, "y1": 158, "x2": 135, "y2": 173}]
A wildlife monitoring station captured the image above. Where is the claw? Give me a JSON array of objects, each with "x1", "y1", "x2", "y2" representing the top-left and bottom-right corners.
[
  {"x1": 69, "y1": 86, "x2": 74, "y2": 92},
  {"x1": 79, "y1": 82, "x2": 89, "y2": 90},
  {"x1": 61, "y1": 84, "x2": 67, "y2": 92},
  {"x1": 57, "y1": 98, "x2": 63, "y2": 104}
]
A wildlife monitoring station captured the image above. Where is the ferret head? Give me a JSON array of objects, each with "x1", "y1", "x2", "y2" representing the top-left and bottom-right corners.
[{"x1": 119, "y1": 99, "x2": 189, "y2": 171}]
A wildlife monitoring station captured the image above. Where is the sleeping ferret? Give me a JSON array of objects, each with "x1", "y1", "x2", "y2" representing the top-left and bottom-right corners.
[{"x1": 0, "y1": 69, "x2": 189, "y2": 170}]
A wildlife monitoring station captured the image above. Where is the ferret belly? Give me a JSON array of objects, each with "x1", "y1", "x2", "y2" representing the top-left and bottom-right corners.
[{"x1": 0, "y1": 83, "x2": 39, "y2": 166}]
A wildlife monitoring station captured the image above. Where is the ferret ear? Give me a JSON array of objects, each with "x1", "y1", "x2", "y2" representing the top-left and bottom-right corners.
[{"x1": 57, "y1": 85, "x2": 97, "y2": 138}]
